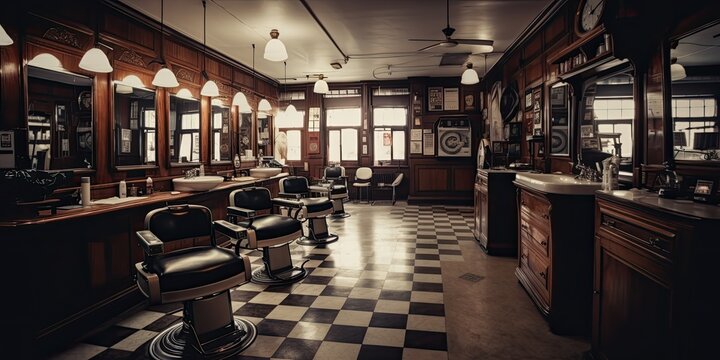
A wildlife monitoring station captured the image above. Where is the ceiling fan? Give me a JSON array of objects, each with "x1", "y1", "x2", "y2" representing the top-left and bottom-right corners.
[{"x1": 409, "y1": 0, "x2": 494, "y2": 52}]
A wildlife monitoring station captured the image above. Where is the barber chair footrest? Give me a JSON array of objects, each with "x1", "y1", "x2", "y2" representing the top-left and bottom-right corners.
[
  {"x1": 297, "y1": 233, "x2": 339, "y2": 246},
  {"x1": 251, "y1": 263, "x2": 308, "y2": 285},
  {"x1": 330, "y1": 212, "x2": 351, "y2": 219},
  {"x1": 148, "y1": 317, "x2": 256, "y2": 359}
]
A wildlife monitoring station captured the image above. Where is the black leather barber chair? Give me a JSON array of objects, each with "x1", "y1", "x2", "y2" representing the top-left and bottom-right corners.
[
  {"x1": 309, "y1": 165, "x2": 350, "y2": 218},
  {"x1": 279, "y1": 176, "x2": 339, "y2": 245},
  {"x1": 227, "y1": 186, "x2": 309, "y2": 285},
  {"x1": 134, "y1": 204, "x2": 256, "y2": 359}
]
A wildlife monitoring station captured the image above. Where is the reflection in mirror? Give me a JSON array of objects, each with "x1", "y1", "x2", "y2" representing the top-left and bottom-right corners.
[
  {"x1": 239, "y1": 113, "x2": 253, "y2": 160},
  {"x1": 211, "y1": 101, "x2": 231, "y2": 162},
  {"x1": 257, "y1": 113, "x2": 272, "y2": 158},
  {"x1": 671, "y1": 22, "x2": 719, "y2": 161},
  {"x1": 113, "y1": 83, "x2": 156, "y2": 167},
  {"x1": 580, "y1": 68, "x2": 634, "y2": 173},
  {"x1": 549, "y1": 82, "x2": 570, "y2": 156},
  {"x1": 27, "y1": 64, "x2": 93, "y2": 170},
  {"x1": 169, "y1": 93, "x2": 200, "y2": 164}
]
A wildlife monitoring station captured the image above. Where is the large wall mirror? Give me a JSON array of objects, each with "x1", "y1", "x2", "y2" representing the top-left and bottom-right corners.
[
  {"x1": 579, "y1": 66, "x2": 634, "y2": 174},
  {"x1": 670, "y1": 22, "x2": 720, "y2": 162},
  {"x1": 257, "y1": 113, "x2": 272, "y2": 158},
  {"x1": 169, "y1": 93, "x2": 201, "y2": 165},
  {"x1": 211, "y1": 101, "x2": 231, "y2": 163},
  {"x1": 239, "y1": 112, "x2": 253, "y2": 160},
  {"x1": 113, "y1": 82, "x2": 157, "y2": 168},
  {"x1": 549, "y1": 82, "x2": 571, "y2": 156},
  {"x1": 27, "y1": 64, "x2": 93, "y2": 170}
]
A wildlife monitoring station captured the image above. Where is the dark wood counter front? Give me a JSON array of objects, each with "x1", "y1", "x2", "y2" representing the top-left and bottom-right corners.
[{"x1": 3, "y1": 174, "x2": 287, "y2": 357}]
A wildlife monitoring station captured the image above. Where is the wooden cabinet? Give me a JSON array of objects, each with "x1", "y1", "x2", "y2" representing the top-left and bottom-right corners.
[
  {"x1": 593, "y1": 192, "x2": 720, "y2": 359},
  {"x1": 474, "y1": 170, "x2": 518, "y2": 256},
  {"x1": 514, "y1": 184, "x2": 596, "y2": 335}
]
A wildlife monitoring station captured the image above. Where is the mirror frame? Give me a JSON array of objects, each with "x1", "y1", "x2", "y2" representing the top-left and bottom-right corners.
[
  {"x1": 168, "y1": 91, "x2": 202, "y2": 167},
  {"x1": 111, "y1": 82, "x2": 159, "y2": 171},
  {"x1": 211, "y1": 99, "x2": 232, "y2": 164},
  {"x1": 547, "y1": 81, "x2": 573, "y2": 158}
]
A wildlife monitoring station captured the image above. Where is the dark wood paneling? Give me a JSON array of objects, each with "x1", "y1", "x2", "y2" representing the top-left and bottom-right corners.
[
  {"x1": 524, "y1": 32, "x2": 543, "y2": 61},
  {"x1": 416, "y1": 167, "x2": 448, "y2": 192},
  {"x1": 165, "y1": 38, "x2": 200, "y2": 70},
  {"x1": 452, "y1": 167, "x2": 474, "y2": 192},
  {"x1": 102, "y1": 11, "x2": 156, "y2": 52}
]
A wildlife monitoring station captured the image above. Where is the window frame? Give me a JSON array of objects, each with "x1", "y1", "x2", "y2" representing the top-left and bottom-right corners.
[
  {"x1": 371, "y1": 107, "x2": 408, "y2": 165},
  {"x1": 325, "y1": 107, "x2": 362, "y2": 165}
]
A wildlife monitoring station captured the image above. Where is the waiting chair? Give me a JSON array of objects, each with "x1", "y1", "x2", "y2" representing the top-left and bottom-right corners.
[
  {"x1": 309, "y1": 165, "x2": 350, "y2": 218},
  {"x1": 375, "y1": 172, "x2": 404, "y2": 205},
  {"x1": 352, "y1": 167, "x2": 373, "y2": 204},
  {"x1": 227, "y1": 187, "x2": 309, "y2": 285},
  {"x1": 279, "y1": 176, "x2": 338, "y2": 245},
  {"x1": 134, "y1": 204, "x2": 256, "y2": 359}
]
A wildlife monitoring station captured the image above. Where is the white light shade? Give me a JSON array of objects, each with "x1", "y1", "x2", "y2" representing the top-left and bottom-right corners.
[
  {"x1": 115, "y1": 84, "x2": 133, "y2": 94},
  {"x1": 258, "y1": 112, "x2": 268, "y2": 119},
  {"x1": 264, "y1": 30, "x2": 288, "y2": 62},
  {"x1": 313, "y1": 78, "x2": 329, "y2": 94},
  {"x1": 258, "y1": 98, "x2": 272, "y2": 112},
  {"x1": 120, "y1": 75, "x2": 145, "y2": 88},
  {"x1": 152, "y1": 67, "x2": 179, "y2": 88},
  {"x1": 201, "y1": 80, "x2": 220, "y2": 97},
  {"x1": 232, "y1": 92, "x2": 253, "y2": 113},
  {"x1": 670, "y1": 63, "x2": 687, "y2": 81},
  {"x1": 211, "y1": 98, "x2": 225, "y2": 106},
  {"x1": 28, "y1": 53, "x2": 64, "y2": 71},
  {"x1": 176, "y1": 88, "x2": 195, "y2": 99},
  {"x1": 474, "y1": 45, "x2": 494, "y2": 54},
  {"x1": 461, "y1": 67, "x2": 480, "y2": 85},
  {"x1": 0, "y1": 24, "x2": 13, "y2": 46},
  {"x1": 285, "y1": 104, "x2": 298, "y2": 119},
  {"x1": 79, "y1": 47, "x2": 113, "y2": 73},
  {"x1": 275, "y1": 110, "x2": 286, "y2": 123}
]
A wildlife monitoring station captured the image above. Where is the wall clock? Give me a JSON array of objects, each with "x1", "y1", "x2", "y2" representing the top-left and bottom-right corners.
[{"x1": 575, "y1": 0, "x2": 605, "y2": 37}]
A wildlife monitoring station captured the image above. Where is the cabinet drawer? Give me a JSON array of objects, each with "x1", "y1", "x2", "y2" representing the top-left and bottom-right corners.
[
  {"x1": 520, "y1": 242, "x2": 550, "y2": 296},
  {"x1": 520, "y1": 190, "x2": 551, "y2": 222},
  {"x1": 599, "y1": 209, "x2": 675, "y2": 259},
  {"x1": 520, "y1": 214, "x2": 549, "y2": 257}
]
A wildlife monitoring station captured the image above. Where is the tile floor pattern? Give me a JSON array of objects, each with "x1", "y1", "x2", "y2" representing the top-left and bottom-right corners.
[{"x1": 51, "y1": 204, "x2": 474, "y2": 360}]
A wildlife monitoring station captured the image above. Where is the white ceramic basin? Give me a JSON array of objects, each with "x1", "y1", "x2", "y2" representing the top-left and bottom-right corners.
[
  {"x1": 249, "y1": 167, "x2": 282, "y2": 179},
  {"x1": 173, "y1": 176, "x2": 224, "y2": 192},
  {"x1": 515, "y1": 173, "x2": 602, "y2": 195}
]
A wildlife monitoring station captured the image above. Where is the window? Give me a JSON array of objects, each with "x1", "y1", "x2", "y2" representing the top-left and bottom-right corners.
[
  {"x1": 593, "y1": 98, "x2": 633, "y2": 159},
  {"x1": 142, "y1": 109, "x2": 156, "y2": 163},
  {"x1": 327, "y1": 108, "x2": 361, "y2": 162},
  {"x1": 672, "y1": 97, "x2": 717, "y2": 150},
  {"x1": 178, "y1": 112, "x2": 200, "y2": 162},
  {"x1": 275, "y1": 109, "x2": 304, "y2": 162},
  {"x1": 372, "y1": 107, "x2": 407, "y2": 163}
]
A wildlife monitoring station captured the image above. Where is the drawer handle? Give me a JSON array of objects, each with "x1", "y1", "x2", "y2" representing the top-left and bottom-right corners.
[
  {"x1": 648, "y1": 237, "x2": 665, "y2": 248},
  {"x1": 539, "y1": 271, "x2": 547, "y2": 279},
  {"x1": 602, "y1": 219, "x2": 616, "y2": 227},
  {"x1": 540, "y1": 240, "x2": 547, "y2": 246}
]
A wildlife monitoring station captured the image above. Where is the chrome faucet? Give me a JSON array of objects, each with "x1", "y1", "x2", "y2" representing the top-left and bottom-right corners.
[{"x1": 184, "y1": 168, "x2": 199, "y2": 179}]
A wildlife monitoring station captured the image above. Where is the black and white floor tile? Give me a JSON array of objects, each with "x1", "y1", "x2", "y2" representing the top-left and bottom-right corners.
[{"x1": 50, "y1": 203, "x2": 476, "y2": 360}]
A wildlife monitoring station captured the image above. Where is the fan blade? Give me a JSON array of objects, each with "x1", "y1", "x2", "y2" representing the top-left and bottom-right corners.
[
  {"x1": 417, "y1": 42, "x2": 443, "y2": 52},
  {"x1": 408, "y1": 38, "x2": 446, "y2": 42},
  {"x1": 453, "y1": 39, "x2": 494, "y2": 46}
]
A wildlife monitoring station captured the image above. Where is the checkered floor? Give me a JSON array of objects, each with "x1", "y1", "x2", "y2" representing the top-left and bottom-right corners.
[{"x1": 51, "y1": 203, "x2": 476, "y2": 360}]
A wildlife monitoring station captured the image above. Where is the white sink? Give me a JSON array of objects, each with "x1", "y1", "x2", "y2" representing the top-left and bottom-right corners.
[
  {"x1": 249, "y1": 167, "x2": 282, "y2": 179},
  {"x1": 173, "y1": 176, "x2": 224, "y2": 192},
  {"x1": 515, "y1": 173, "x2": 602, "y2": 195}
]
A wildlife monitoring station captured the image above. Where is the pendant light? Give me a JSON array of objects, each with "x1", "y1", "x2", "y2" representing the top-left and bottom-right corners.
[
  {"x1": 79, "y1": 3, "x2": 112, "y2": 73},
  {"x1": 256, "y1": 41, "x2": 272, "y2": 113},
  {"x1": 200, "y1": 0, "x2": 219, "y2": 97},
  {"x1": 282, "y1": 61, "x2": 299, "y2": 120},
  {"x1": 313, "y1": 74, "x2": 329, "y2": 94},
  {"x1": 151, "y1": 0, "x2": 179, "y2": 87},
  {"x1": 231, "y1": 45, "x2": 252, "y2": 113},
  {"x1": 0, "y1": 24, "x2": 13, "y2": 46},
  {"x1": 461, "y1": 62, "x2": 479, "y2": 85},
  {"x1": 263, "y1": 29, "x2": 287, "y2": 62},
  {"x1": 258, "y1": 98, "x2": 272, "y2": 112},
  {"x1": 670, "y1": 57, "x2": 686, "y2": 81}
]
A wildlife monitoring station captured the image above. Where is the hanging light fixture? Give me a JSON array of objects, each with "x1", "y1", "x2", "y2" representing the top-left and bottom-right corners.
[
  {"x1": 0, "y1": 24, "x2": 13, "y2": 46},
  {"x1": 232, "y1": 92, "x2": 252, "y2": 113},
  {"x1": 670, "y1": 57, "x2": 687, "y2": 81},
  {"x1": 313, "y1": 74, "x2": 329, "y2": 94},
  {"x1": 258, "y1": 98, "x2": 272, "y2": 112},
  {"x1": 79, "y1": 3, "x2": 112, "y2": 73},
  {"x1": 461, "y1": 62, "x2": 479, "y2": 85},
  {"x1": 200, "y1": 0, "x2": 219, "y2": 97},
  {"x1": 151, "y1": 0, "x2": 179, "y2": 87},
  {"x1": 282, "y1": 61, "x2": 299, "y2": 121},
  {"x1": 263, "y1": 29, "x2": 288, "y2": 62}
]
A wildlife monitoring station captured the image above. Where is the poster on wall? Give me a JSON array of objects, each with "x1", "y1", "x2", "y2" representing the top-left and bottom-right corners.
[
  {"x1": 410, "y1": 129, "x2": 422, "y2": 141},
  {"x1": 444, "y1": 88, "x2": 459, "y2": 111},
  {"x1": 423, "y1": 132, "x2": 435, "y2": 155},
  {"x1": 308, "y1": 132, "x2": 320, "y2": 154},
  {"x1": 428, "y1": 87, "x2": 443, "y2": 111},
  {"x1": 410, "y1": 140, "x2": 422, "y2": 154}
]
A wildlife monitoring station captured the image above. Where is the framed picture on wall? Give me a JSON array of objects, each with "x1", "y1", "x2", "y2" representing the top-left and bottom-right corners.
[
  {"x1": 509, "y1": 122, "x2": 522, "y2": 140},
  {"x1": 428, "y1": 87, "x2": 443, "y2": 112}
]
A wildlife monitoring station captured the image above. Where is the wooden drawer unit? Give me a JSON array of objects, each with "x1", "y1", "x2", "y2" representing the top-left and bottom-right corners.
[
  {"x1": 592, "y1": 192, "x2": 720, "y2": 359},
  {"x1": 514, "y1": 184, "x2": 596, "y2": 335},
  {"x1": 473, "y1": 170, "x2": 518, "y2": 256}
]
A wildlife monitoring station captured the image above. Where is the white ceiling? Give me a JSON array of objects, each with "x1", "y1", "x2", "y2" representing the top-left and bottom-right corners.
[{"x1": 120, "y1": 0, "x2": 552, "y2": 85}]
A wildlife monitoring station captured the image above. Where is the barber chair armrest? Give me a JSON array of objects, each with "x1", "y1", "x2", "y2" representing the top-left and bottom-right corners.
[
  {"x1": 137, "y1": 230, "x2": 164, "y2": 256},
  {"x1": 227, "y1": 206, "x2": 257, "y2": 219},
  {"x1": 278, "y1": 192, "x2": 305, "y2": 199},
  {"x1": 214, "y1": 220, "x2": 248, "y2": 241},
  {"x1": 272, "y1": 198, "x2": 303, "y2": 208}
]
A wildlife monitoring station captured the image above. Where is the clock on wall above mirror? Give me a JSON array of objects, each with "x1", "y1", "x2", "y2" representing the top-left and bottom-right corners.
[{"x1": 575, "y1": 0, "x2": 606, "y2": 37}]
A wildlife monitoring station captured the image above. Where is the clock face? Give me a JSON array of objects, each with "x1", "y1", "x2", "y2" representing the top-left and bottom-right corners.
[{"x1": 581, "y1": 0, "x2": 604, "y2": 32}]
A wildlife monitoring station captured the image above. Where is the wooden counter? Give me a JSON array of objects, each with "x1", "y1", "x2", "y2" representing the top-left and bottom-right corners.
[{"x1": 3, "y1": 174, "x2": 287, "y2": 357}]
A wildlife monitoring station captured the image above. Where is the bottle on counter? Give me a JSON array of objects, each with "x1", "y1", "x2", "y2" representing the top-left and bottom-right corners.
[
  {"x1": 119, "y1": 179, "x2": 127, "y2": 198},
  {"x1": 199, "y1": 164, "x2": 205, "y2": 176},
  {"x1": 146, "y1": 177, "x2": 154, "y2": 194},
  {"x1": 81, "y1": 177, "x2": 91, "y2": 207}
]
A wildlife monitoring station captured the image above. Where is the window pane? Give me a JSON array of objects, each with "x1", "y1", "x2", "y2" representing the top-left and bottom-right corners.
[
  {"x1": 275, "y1": 109, "x2": 304, "y2": 128},
  {"x1": 393, "y1": 130, "x2": 405, "y2": 160},
  {"x1": 616, "y1": 123, "x2": 632, "y2": 158},
  {"x1": 144, "y1": 110, "x2": 156, "y2": 128},
  {"x1": 373, "y1": 108, "x2": 407, "y2": 126},
  {"x1": 327, "y1": 108, "x2": 361, "y2": 127},
  {"x1": 677, "y1": 106, "x2": 690, "y2": 118},
  {"x1": 145, "y1": 131, "x2": 155, "y2": 162},
  {"x1": 341, "y1": 128, "x2": 358, "y2": 161},
  {"x1": 213, "y1": 112, "x2": 222, "y2": 129},
  {"x1": 192, "y1": 133, "x2": 200, "y2": 161},
  {"x1": 329, "y1": 130, "x2": 340, "y2": 163},
  {"x1": 607, "y1": 109, "x2": 622, "y2": 120},
  {"x1": 179, "y1": 133, "x2": 192, "y2": 162},
  {"x1": 374, "y1": 129, "x2": 391, "y2": 161},
  {"x1": 213, "y1": 132, "x2": 220, "y2": 161},
  {"x1": 181, "y1": 113, "x2": 199, "y2": 129},
  {"x1": 705, "y1": 99, "x2": 716, "y2": 117},
  {"x1": 287, "y1": 130, "x2": 301, "y2": 161}
]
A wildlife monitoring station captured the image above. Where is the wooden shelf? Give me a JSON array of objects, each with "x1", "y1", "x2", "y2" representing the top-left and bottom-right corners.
[{"x1": 547, "y1": 25, "x2": 625, "y2": 81}]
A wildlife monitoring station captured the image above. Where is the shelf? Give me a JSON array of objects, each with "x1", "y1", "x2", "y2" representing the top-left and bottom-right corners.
[
  {"x1": 547, "y1": 25, "x2": 625, "y2": 81},
  {"x1": 28, "y1": 122, "x2": 51, "y2": 128},
  {"x1": 558, "y1": 55, "x2": 627, "y2": 81}
]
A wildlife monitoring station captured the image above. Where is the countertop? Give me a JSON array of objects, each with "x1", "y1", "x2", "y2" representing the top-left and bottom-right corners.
[
  {"x1": 597, "y1": 189, "x2": 720, "y2": 220},
  {"x1": 0, "y1": 173, "x2": 289, "y2": 227}
]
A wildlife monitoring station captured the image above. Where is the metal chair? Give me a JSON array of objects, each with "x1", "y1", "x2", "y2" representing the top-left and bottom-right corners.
[
  {"x1": 352, "y1": 167, "x2": 373, "y2": 204},
  {"x1": 375, "y1": 172, "x2": 404, "y2": 205}
]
